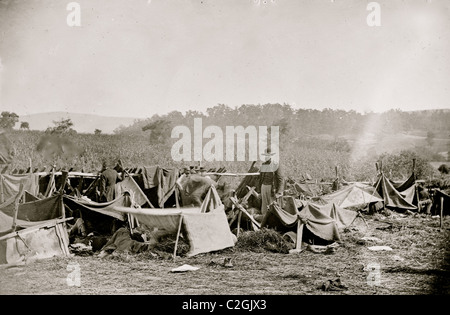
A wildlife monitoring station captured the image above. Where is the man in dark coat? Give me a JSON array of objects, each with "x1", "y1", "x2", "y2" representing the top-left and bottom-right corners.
[
  {"x1": 99, "y1": 161, "x2": 122, "y2": 202},
  {"x1": 259, "y1": 147, "x2": 284, "y2": 216}
]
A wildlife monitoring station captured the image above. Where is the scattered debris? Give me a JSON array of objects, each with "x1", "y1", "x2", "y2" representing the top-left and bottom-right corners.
[
  {"x1": 361, "y1": 236, "x2": 382, "y2": 242},
  {"x1": 357, "y1": 236, "x2": 383, "y2": 245},
  {"x1": 319, "y1": 278, "x2": 348, "y2": 291},
  {"x1": 171, "y1": 264, "x2": 200, "y2": 273},
  {"x1": 69, "y1": 242, "x2": 93, "y2": 256},
  {"x1": 208, "y1": 257, "x2": 234, "y2": 268},
  {"x1": 307, "y1": 242, "x2": 339, "y2": 254},
  {"x1": 391, "y1": 255, "x2": 405, "y2": 262},
  {"x1": 368, "y1": 246, "x2": 393, "y2": 251}
]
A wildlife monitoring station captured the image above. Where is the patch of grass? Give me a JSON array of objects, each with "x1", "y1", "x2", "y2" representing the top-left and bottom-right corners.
[{"x1": 235, "y1": 228, "x2": 294, "y2": 254}]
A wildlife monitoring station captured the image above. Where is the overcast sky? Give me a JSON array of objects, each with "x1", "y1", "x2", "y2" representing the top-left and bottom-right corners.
[{"x1": 0, "y1": 0, "x2": 449, "y2": 118}]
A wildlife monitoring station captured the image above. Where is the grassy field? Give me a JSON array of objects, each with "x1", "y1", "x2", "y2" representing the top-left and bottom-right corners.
[
  {"x1": 1, "y1": 213, "x2": 448, "y2": 296},
  {"x1": 6, "y1": 129, "x2": 448, "y2": 184}
]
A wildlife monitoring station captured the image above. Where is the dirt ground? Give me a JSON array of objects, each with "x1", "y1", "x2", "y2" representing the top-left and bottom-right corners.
[{"x1": 1, "y1": 214, "x2": 449, "y2": 296}]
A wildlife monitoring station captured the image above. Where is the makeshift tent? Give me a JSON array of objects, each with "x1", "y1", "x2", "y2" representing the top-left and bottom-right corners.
[
  {"x1": 263, "y1": 202, "x2": 338, "y2": 241},
  {"x1": 262, "y1": 199, "x2": 358, "y2": 249},
  {"x1": 0, "y1": 174, "x2": 40, "y2": 203},
  {"x1": 63, "y1": 192, "x2": 132, "y2": 235},
  {"x1": 294, "y1": 182, "x2": 322, "y2": 198},
  {"x1": 112, "y1": 186, "x2": 235, "y2": 257},
  {"x1": 316, "y1": 202, "x2": 358, "y2": 230},
  {"x1": 432, "y1": 189, "x2": 450, "y2": 216},
  {"x1": 0, "y1": 218, "x2": 71, "y2": 264},
  {"x1": 0, "y1": 188, "x2": 71, "y2": 264},
  {"x1": 315, "y1": 183, "x2": 384, "y2": 209},
  {"x1": 0, "y1": 193, "x2": 63, "y2": 222},
  {"x1": 374, "y1": 173, "x2": 418, "y2": 211},
  {"x1": 115, "y1": 176, "x2": 150, "y2": 207}
]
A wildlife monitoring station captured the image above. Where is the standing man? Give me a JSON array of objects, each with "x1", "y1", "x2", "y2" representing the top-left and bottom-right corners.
[
  {"x1": 99, "y1": 160, "x2": 122, "y2": 202},
  {"x1": 259, "y1": 147, "x2": 284, "y2": 216}
]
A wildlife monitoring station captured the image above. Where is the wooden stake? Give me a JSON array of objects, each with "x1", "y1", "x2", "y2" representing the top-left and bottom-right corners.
[
  {"x1": 173, "y1": 216, "x2": 183, "y2": 260},
  {"x1": 289, "y1": 220, "x2": 304, "y2": 254},
  {"x1": 236, "y1": 211, "x2": 242, "y2": 238},
  {"x1": 230, "y1": 197, "x2": 261, "y2": 229},
  {"x1": 175, "y1": 185, "x2": 180, "y2": 208},
  {"x1": 412, "y1": 158, "x2": 421, "y2": 213},
  {"x1": 440, "y1": 196, "x2": 444, "y2": 229},
  {"x1": 0, "y1": 176, "x2": 4, "y2": 204},
  {"x1": 12, "y1": 184, "x2": 25, "y2": 232},
  {"x1": 296, "y1": 221, "x2": 304, "y2": 250}
]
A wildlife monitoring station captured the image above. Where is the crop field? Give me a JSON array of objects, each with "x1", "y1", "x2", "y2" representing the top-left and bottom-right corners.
[{"x1": 6, "y1": 129, "x2": 445, "y2": 184}]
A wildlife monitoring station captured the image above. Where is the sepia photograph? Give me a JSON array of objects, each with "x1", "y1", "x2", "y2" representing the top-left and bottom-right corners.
[{"x1": 0, "y1": 0, "x2": 449, "y2": 301}]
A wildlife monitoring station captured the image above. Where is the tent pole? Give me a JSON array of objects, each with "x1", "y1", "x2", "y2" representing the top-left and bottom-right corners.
[
  {"x1": 412, "y1": 159, "x2": 421, "y2": 212},
  {"x1": 289, "y1": 220, "x2": 304, "y2": 254},
  {"x1": 236, "y1": 211, "x2": 242, "y2": 238},
  {"x1": 12, "y1": 184, "x2": 25, "y2": 232},
  {"x1": 440, "y1": 196, "x2": 444, "y2": 229},
  {"x1": 0, "y1": 176, "x2": 4, "y2": 204},
  {"x1": 175, "y1": 185, "x2": 180, "y2": 208},
  {"x1": 173, "y1": 216, "x2": 183, "y2": 260},
  {"x1": 296, "y1": 221, "x2": 303, "y2": 251}
]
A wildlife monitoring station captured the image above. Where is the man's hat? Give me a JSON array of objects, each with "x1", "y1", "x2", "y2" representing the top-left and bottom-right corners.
[
  {"x1": 261, "y1": 147, "x2": 276, "y2": 156},
  {"x1": 198, "y1": 166, "x2": 206, "y2": 172}
]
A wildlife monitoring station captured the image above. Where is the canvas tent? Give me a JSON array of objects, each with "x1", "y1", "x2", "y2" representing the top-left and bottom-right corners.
[
  {"x1": 294, "y1": 182, "x2": 323, "y2": 198},
  {"x1": 314, "y1": 183, "x2": 384, "y2": 209},
  {"x1": 63, "y1": 192, "x2": 132, "y2": 235},
  {"x1": 0, "y1": 174, "x2": 40, "y2": 204},
  {"x1": 112, "y1": 186, "x2": 235, "y2": 257},
  {"x1": 0, "y1": 188, "x2": 71, "y2": 264},
  {"x1": 262, "y1": 198, "x2": 358, "y2": 249},
  {"x1": 374, "y1": 172, "x2": 418, "y2": 211},
  {"x1": 0, "y1": 218, "x2": 71, "y2": 265}
]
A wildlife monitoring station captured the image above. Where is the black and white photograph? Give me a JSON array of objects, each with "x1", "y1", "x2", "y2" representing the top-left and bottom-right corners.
[{"x1": 0, "y1": 0, "x2": 449, "y2": 300}]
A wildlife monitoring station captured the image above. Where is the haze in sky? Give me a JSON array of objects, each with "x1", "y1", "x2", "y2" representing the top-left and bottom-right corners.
[{"x1": 0, "y1": 0, "x2": 449, "y2": 119}]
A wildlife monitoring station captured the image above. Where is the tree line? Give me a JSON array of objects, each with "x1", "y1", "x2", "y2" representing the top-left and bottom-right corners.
[{"x1": 113, "y1": 104, "x2": 450, "y2": 143}]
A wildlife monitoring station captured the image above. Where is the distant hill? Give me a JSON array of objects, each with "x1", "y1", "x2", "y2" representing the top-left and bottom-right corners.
[{"x1": 16, "y1": 112, "x2": 140, "y2": 134}]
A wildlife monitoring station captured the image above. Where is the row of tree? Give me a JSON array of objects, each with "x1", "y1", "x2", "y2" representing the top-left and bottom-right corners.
[{"x1": 113, "y1": 104, "x2": 450, "y2": 146}]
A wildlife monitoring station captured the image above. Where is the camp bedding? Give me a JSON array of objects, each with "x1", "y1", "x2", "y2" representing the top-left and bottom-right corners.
[{"x1": 112, "y1": 206, "x2": 235, "y2": 257}]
